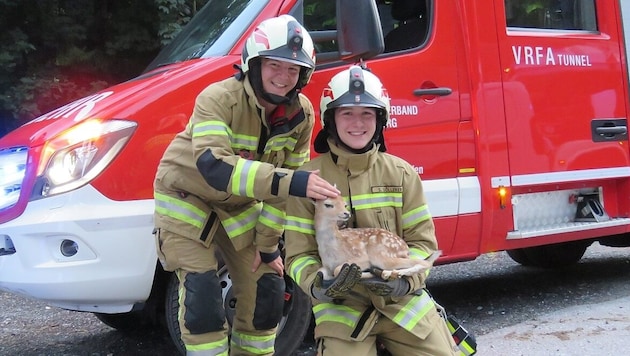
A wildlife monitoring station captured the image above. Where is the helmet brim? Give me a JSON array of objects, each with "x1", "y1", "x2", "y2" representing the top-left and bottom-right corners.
[
  {"x1": 326, "y1": 91, "x2": 386, "y2": 110},
  {"x1": 262, "y1": 55, "x2": 313, "y2": 68},
  {"x1": 259, "y1": 45, "x2": 315, "y2": 68}
]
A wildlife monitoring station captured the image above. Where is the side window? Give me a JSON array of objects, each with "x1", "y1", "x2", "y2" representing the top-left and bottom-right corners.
[
  {"x1": 382, "y1": 0, "x2": 429, "y2": 53},
  {"x1": 299, "y1": 0, "x2": 430, "y2": 56},
  {"x1": 301, "y1": 0, "x2": 338, "y2": 53},
  {"x1": 505, "y1": 0, "x2": 597, "y2": 31}
]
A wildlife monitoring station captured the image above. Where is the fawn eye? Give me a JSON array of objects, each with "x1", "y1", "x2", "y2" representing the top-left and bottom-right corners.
[{"x1": 325, "y1": 203, "x2": 333, "y2": 208}]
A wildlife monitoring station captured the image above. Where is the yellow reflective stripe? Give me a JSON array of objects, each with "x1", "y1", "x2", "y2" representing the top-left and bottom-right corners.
[
  {"x1": 351, "y1": 192, "x2": 402, "y2": 210},
  {"x1": 288, "y1": 256, "x2": 319, "y2": 283},
  {"x1": 402, "y1": 204, "x2": 431, "y2": 229},
  {"x1": 459, "y1": 341, "x2": 476, "y2": 356},
  {"x1": 222, "y1": 204, "x2": 261, "y2": 239},
  {"x1": 259, "y1": 204, "x2": 286, "y2": 230},
  {"x1": 409, "y1": 248, "x2": 433, "y2": 277},
  {"x1": 284, "y1": 150, "x2": 309, "y2": 168},
  {"x1": 192, "y1": 120, "x2": 231, "y2": 138},
  {"x1": 392, "y1": 290, "x2": 434, "y2": 331},
  {"x1": 176, "y1": 269, "x2": 185, "y2": 322},
  {"x1": 447, "y1": 318, "x2": 476, "y2": 355},
  {"x1": 313, "y1": 303, "x2": 362, "y2": 328},
  {"x1": 285, "y1": 215, "x2": 315, "y2": 234},
  {"x1": 264, "y1": 136, "x2": 298, "y2": 152},
  {"x1": 232, "y1": 158, "x2": 261, "y2": 197},
  {"x1": 232, "y1": 133, "x2": 258, "y2": 151},
  {"x1": 185, "y1": 336, "x2": 229, "y2": 355},
  {"x1": 154, "y1": 192, "x2": 207, "y2": 228},
  {"x1": 409, "y1": 247, "x2": 431, "y2": 260},
  {"x1": 230, "y1": 330, "x2": 275, "y2": 355}
]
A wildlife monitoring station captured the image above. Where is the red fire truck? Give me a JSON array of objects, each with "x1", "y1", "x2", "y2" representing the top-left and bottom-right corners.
[{"x1": 2, "y1": 0, "x2": 630, "y2": 354}]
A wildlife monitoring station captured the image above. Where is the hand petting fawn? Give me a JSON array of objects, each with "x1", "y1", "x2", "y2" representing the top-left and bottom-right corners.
[{"x1": 313, "y1": 193, "x2": 441, "y2": 281}]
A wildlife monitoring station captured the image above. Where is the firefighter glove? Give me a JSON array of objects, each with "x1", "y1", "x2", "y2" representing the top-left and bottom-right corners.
[
  {"x1": 360, "y1": 271, "x2": 411, "y2": 297},
  {"x1": 311, "y1": 263, "x2": 362, "y2": 301}
]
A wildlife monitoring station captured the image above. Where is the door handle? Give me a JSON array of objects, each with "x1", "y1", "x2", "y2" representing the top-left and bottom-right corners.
[
  {"x1": 595, "y1": 126, "x2": 627, "y2": 135},
  {"x1": 591, "y1": 119, "x2": 628, "y2": 142},
  {"x1": 413, "y1": 87, "x2": 452, "y2": 96}
]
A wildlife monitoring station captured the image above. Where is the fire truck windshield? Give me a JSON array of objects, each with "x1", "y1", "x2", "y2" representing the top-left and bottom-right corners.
[{"x1": 144, "y1": 0, "x2": 269, "y2": 72}]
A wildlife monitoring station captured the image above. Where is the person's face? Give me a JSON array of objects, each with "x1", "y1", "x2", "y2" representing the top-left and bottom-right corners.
[
  {"x1": 260, "y1": 57, "x2": 301, "y2": 97},
  {"x1": 334, "y1": 106, "x2": 377, "y2": 150}
]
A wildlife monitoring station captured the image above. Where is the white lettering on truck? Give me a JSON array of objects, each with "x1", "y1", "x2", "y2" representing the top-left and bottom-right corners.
[
  {"x1": 386, "y1": 118, "x2": 398, "y2": 128},
  {"x1": 511, "y1": 46, "x2": 592, "y2": 67},
  {"x1": 412, "y1": 165, "x2": 424, "y2": 174},
  {"x1": 388, "y1": 105, "x2": 418, "y2": 128},
  {"x1": 390, "y1": 105, "x2": 419, "y2": 116}
]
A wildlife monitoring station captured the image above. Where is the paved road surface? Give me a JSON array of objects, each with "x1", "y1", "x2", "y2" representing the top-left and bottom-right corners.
[{"x1": 1, "y1": 242, "x2": 629, "y2": 355}]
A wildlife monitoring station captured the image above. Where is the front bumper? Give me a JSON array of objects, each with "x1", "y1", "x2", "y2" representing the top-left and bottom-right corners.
[{"x1": 0, "y1": 184, "x2": 156, "y2": 313}]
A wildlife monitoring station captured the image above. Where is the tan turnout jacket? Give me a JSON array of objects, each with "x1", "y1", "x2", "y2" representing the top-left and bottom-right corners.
[
  {"x1": 154, "y1": 75, "x2": 314, "y2": 253},
  {"x1": 285, "y1": 140, "x2": 442, "y2": 341}
]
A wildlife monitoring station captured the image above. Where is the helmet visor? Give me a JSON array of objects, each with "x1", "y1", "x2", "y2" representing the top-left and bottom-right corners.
[
  {"x1": 261, "y1": 55, "x2": 313, "y2": 68},
  {"x1": 327, "y1": 91, "x2": 385, "y2": 110}
]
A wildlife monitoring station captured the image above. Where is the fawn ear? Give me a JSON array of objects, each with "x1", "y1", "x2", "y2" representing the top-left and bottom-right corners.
[{"x1": 310, "y1": 198, "x2": 317, "y2": 205}]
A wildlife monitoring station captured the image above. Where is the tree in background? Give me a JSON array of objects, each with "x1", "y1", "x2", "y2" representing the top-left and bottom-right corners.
[{"x1": 0, "y1": 0, "x2": 208, "y2": 136}]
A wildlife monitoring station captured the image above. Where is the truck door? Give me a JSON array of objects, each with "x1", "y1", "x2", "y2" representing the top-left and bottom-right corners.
[
  {"x1": 497, "y1": 0, "x2": 630, "y2": 178},
  {"x1": 365, "y1": 0, "x2": 475, "y2": 256},
  {"x1": 301, "y1": 0, "x2": 479, "y2": 259}
]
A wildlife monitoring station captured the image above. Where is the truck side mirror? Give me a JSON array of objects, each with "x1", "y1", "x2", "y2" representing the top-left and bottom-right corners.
[{"x1": 336, "y1": 0, "x2": 384, "y2": 61}]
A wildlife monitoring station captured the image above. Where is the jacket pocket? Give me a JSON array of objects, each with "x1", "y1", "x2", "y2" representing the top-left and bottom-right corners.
[
  {"x1": 154, "y1": 189, "x2": 218, "y2": 248},
  {"x1": 375, "y1": 207, "x2": 397, "y2": 233},
  {"x1": 349, "y1": 306, "x2": 378, "y2": 341}
]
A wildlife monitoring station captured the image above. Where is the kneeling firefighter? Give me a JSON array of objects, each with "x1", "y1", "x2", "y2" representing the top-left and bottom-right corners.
[{"x1": 153, "y1": 15, "x2": 340, "y2": 356}]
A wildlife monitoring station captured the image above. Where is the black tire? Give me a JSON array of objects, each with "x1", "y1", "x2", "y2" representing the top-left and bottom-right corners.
[
  {"x1": 275, "y1": 276, "x2": 312, "y2": 354},
  {"x1": 506, "y1": 249, "x2": 533, "y2": 266},
  {"x1": 164, "y1": 267, "x2": 312, "y2": 355},
  {"x1": 508, "y1": 241, "x2": 591, "y2": 269},
  {"x1": 165, "y1": 272, "x2": 186, "y2": 355},
  {"x1": 93, "y1": 311, "x2": 151, "y2": 332}
]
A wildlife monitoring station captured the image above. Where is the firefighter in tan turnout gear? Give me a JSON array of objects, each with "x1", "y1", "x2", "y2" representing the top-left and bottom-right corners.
[
  {"x1": 153, "y1": 15, "x2": 340, "y2": 356},
  {"x1": 285, "y1": 66, "x2": 460, "y2": 355}
]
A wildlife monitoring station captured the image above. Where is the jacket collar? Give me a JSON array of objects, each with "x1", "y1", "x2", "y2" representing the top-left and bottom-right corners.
[{"x1": 328, "y1": 138, "x2": 380, "y2": 177}]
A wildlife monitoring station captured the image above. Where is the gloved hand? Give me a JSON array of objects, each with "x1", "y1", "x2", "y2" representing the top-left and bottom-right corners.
[
  {"x1": 360, "y1": 267, "x2": 411, "y2": 297},
  {"x1": 311, "y1": 263, "x2": 362, "y2": 301}
]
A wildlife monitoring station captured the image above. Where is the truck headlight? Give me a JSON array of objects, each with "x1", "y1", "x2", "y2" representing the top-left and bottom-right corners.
[
  {"x1": 0, "y1": 147, "x2": 28, "y2": 210},
  {"x1": 34, "y1": 119, "x2": 137, "y2": 199}
]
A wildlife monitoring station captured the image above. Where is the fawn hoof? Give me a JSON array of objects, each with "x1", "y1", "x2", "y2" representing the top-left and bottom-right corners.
[{"x1": 380, "y1": 270, "x2": 402, "y2": 280}]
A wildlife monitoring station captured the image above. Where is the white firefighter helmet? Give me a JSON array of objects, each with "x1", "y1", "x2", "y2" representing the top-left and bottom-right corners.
[
  {"x1": 241, "y1": 14, "x2": 316, "y2": 88},
  {"x1": 319, "y1": 65, "x2": 390, "y2": 127},
  {"x1": 314, "y1": 65, "x2": 391, "y2": 153}
]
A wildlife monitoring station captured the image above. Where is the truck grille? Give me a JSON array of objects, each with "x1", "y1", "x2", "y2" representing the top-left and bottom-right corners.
[{"x1": 0, "y1": 146, "x2": 28, "y2": 211}]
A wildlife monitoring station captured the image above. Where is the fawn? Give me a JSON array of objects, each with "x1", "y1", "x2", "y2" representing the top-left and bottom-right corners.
[{"x1": 313, "y1": 194, "x2": 441, "y2": 281}]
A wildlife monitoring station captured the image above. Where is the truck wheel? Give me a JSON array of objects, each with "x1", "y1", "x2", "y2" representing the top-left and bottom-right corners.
[
  {"x1": 507, "y1": 241, "x2": 591, "y2": 268},
  {"x1": 94, "y1": 311, "x2": 151, "y2": 332},
  {"x1": 505, "y1": 249, "x2": 533, "y2": 266},
  {"x1": 165, "y1": 266, "x2": 312, "y2": 355}
]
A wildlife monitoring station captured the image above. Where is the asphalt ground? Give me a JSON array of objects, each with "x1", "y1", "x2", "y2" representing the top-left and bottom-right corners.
[
  {"x1": 474, "y1": 295, "x2": 630, "y2": 355},
  {"x1": 2, "y1": 242, "x2": 629, "y2": 355}
]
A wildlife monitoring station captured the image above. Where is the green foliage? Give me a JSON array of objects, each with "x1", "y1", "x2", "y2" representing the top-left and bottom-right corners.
[
  {"x1": 156, "y1": 0, "x2": 210, "y2": 46},
  {"x1": 304, "y1": 0, "x2": 336, "y2": 30},
  {"x1": 0, "y1": 0, "x2": 206, "y2": 132}
]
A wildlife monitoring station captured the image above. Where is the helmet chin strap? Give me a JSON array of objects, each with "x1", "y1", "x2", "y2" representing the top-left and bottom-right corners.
[{"x1": 262, "y1": 92, "x2": 292, "y2": 105}]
